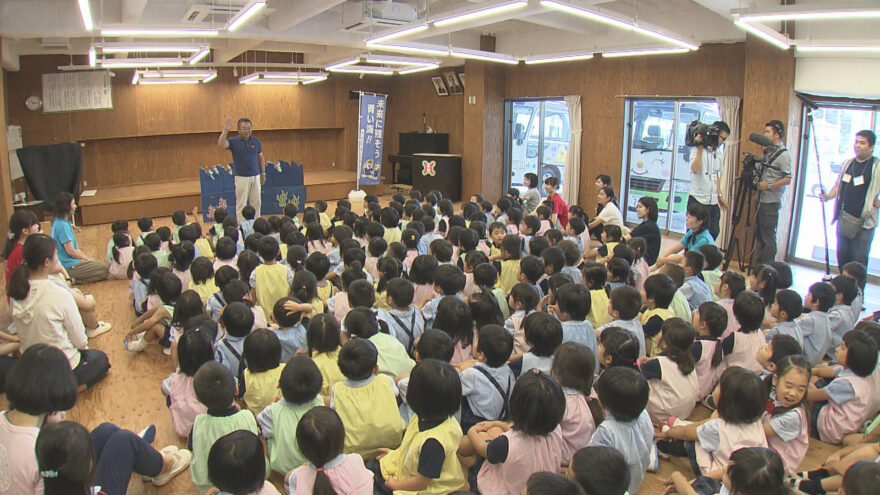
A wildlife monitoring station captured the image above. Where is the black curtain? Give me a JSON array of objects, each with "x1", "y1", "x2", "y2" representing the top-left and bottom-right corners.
[{"x1": 16, "y1": 142, "x2": 82, "y2": 211}]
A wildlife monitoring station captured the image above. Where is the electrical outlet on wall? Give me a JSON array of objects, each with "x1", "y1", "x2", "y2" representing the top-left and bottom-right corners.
[
  {"x1": 332, "y1": 162, "x2": 336, "y2": 168},
  {"x1": 83, "y1": 180, "x2": 87, "y2": 188}
]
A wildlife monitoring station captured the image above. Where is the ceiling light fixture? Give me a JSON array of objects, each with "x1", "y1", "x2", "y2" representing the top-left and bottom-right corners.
[
  {"x1": 602, "y1": 48, "x2": 690, "y2": 58},
  {"x1": 189, "y1": 47, "x2": 211, "y2": 64},
  {"x1": 99, "y1": 43, "x2": 206, "y2": 54},
  {"x1": 133, "y1": 69, "x2": 218, "y2": 84},
  {"x1": 100, "y1": 28, "x2": 219, "y2": 37},
  {"x1": 433, "y1": 0, "x2": 528, "y2": 27},
  {"x1": 227, "y1": 0, "x2": 267, "y2": 32},
  {"x1": 540, "y1": 0, "x2": 698, "y2": 50},
  {"x1": 131, "y1": 71, "x2": 140, "y2": 84},
  {"x1": 77, "y1": 0, "x2": 94, "y2": 31},
  {"x1": 138, "y1": 79, "x2": 202, "y2": 85},
  {"x1": 100, "y1": 58, "x2": 185, "y2": 68},
  {"x1": 363, "y1": 54, "x2": 438, "y2": 66},
  {"x1": 365, "y1": 24, "x2": 429, "y2": 45},
  {"x1": 524, "y1": 52, "x2": 594, "y2": 64},
  {"x1": 733, "y1": 18, "x2": 791, "y2": 50},
  {"x1": 88, "y1": 47, "x2": 96, "y2": 67},
  {"x1": 449, "y1": 48, "x2": 520, "y2": 64},
  {"x1": 364, "y1": 41, "x2": 451, "y2": 57},
  {"x1": 739, "y1": 9, "x2": 880, "y2": 22},
  {"x1": 796, "y1": 45, "x2": 880, "y2": 53},
  {"x1": 238, "y1": 71, "x2": 329, "y2": 85}
]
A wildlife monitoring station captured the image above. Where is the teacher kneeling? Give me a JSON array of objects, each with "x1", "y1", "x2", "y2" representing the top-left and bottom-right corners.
[
  {"x1": 219, "y1": 117, "x2": 266, "y2": 223},
  {"x1": 52, "y1": 192, "x2": 108, "y2": 284}
]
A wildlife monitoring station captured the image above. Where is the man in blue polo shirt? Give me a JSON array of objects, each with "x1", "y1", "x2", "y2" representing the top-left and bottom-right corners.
[{"x1": 218, "y1": 117, "x2": 266, "y2": 222}]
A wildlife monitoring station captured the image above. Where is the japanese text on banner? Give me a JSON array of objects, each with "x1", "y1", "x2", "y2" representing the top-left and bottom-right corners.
[{"x1": 357, "y1": 93, "x2": 387, "y2": 185}]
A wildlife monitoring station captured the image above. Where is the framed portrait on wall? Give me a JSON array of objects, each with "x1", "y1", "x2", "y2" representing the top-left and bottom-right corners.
[
  {"x1": 431, "y1": 76, "x2": 449, "y2": 96},
  {"x1": 444, "y1": 70, "x2": 463, "y2": 95},
  {"x1": 458, "y1": 73, "x2": 465, "y2": 90}
]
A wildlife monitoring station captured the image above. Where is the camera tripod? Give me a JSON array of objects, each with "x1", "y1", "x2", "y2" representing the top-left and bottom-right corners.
[{"x1": 721, "y1": 169, "x2": 760, "y2": 272}]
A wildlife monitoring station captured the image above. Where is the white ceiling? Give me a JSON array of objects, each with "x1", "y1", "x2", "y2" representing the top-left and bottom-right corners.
[{"x1": 0, "y1": 0, "x2": 878, "y2": 71}]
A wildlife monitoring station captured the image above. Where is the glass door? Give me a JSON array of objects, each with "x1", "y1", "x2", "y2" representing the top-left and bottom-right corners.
[
  {"x1": 622, "y1": 98, "x2": 721, "y2": 233},
  {"x1": 504, "y1": 99, "x2": 571, "y2": 196}
]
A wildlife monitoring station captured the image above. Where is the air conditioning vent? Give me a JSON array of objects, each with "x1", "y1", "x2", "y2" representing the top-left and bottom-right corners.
[
  {"x1": 341, "y1": 1, "x2": 418, "y2": 32},
  {"x1": 182, "y1": 3, "x2": 243, "y2": 23},
  {"x1": 40, "y1": 38, "x2": 71, "y2": 50}
]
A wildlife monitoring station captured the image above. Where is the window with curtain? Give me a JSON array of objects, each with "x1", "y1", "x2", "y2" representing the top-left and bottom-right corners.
[{"x1": 503, "y1": 98, "x2": 571, "y2": 196}]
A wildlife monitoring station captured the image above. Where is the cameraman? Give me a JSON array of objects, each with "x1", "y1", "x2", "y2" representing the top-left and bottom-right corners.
[
  {"x1": 689, "y1": 120, "x2": 730, "y2": 240},
  {"x1": 753, "y1": 120, "x2": 793, "y2": 265}
]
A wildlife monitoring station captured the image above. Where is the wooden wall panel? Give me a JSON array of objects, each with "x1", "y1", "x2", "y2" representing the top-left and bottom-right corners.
[
  {"x1": 462, "y1": 61, "x2": 484, "y2": 200},
  {"x1": 503, "y1": 43, "x2": 747, "y2": 209},
  {"x1": 0, "y1": 39, "x2": 12, "y2": 237},
  {"x1": 80, "y1": 128, "x2": 342, "y2": 187}
]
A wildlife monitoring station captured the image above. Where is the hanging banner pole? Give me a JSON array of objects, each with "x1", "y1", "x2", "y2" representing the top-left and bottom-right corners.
[{"x1": 356, "y1": 91, "x2": 388, "y2": 190}]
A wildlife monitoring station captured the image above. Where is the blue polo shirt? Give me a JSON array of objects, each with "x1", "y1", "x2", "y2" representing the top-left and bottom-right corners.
[
  {"x1": 226, "y1": 135, "x2": 262, "y2": 177},
  {"x1": 52, "y1": 218, "x2": 80, "y2": 269},
  {"x1": 679, "y1": 228, "x2": 715, "y2": 251}
]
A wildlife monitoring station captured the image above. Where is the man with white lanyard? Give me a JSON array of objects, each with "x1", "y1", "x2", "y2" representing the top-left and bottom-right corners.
[
  {"x1": 821, "y1": 130, "x2": 880, "y2": 271},
  {"x1": 688, "y1": 121, "x2": 731, "y2": 240}
]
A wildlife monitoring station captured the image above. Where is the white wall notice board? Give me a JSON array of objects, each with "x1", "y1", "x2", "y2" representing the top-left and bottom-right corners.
[{"x1": 41, "y1": 71, "x2": 113, "y2": 113}]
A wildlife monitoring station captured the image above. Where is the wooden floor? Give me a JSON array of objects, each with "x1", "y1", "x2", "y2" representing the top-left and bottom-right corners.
[{"x1": 0, "y1": 208, "x2": 846, "y2": 494}]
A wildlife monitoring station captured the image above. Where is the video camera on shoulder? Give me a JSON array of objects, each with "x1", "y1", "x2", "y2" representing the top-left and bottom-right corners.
[{"x1": 685, "y1": 120, "x2": 721, "y2": 148}]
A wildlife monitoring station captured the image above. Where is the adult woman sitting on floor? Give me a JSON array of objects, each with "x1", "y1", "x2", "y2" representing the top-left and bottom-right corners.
[
  {"x1": 9, "y1": 234, "x2": 110, "y2": 390},
  {"x1": 51, "y1": 191, "x2": 108, "y2": 284},
  {"x1": 624, "y1": 196, "x2": 662, "y2": 266}
]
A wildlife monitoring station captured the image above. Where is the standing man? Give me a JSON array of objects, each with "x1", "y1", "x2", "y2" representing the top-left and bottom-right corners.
[
  {"x1": 753, "y1": 120, "x2": 793, "y2": 264},
  {"x1": 688, "y1": 121, "x2": 730, "y2": 239},
  {"x1": 821, "y1": 130, "x2": 880, "y2": 271},
  {"x1": 218, "y1": 117, "x2": 266, "y2": 222}
]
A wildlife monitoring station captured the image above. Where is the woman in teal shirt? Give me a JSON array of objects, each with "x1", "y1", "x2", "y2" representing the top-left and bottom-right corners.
[
  {"x1": 652, "y1": 202, "x2": 715, "y2": 268},
  {"x1": 51, "y1": 192, "x2": 108, "y2": 284}
]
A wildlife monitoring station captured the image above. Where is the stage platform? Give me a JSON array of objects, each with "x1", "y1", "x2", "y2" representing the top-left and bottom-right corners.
[{"x1": 78, "y1": 170, "x2": 383, "y2": 225}]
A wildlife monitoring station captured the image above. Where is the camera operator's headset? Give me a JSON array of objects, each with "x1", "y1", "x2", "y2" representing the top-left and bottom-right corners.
[{"x1": 761, "y1": 120, "x2": 788, "y2": 175}]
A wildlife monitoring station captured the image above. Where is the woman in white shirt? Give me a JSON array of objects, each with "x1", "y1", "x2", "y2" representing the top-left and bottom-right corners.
[
  {"x1": 8, "y1": 234, "x2": 110, "y2": 390},
  {"x1": 520, "y1": 172, "x2": 543, "y2": 215},
  {"x1": 588, "y1": 187, "x2": 624, "y2": 231}
]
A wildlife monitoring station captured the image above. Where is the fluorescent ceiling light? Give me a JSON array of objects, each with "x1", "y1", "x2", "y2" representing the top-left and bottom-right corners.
[
  {"x1": 99, "y1": 43, "x2": 205, "y2": 54},
  {"x1": 397, "y1": 64, "x2": 439, "y2": 75},
  {"x1": 88, "y1": 47, "x2": 96, "y2": 67},
  {"x1": 796, "y1": 45, "x2": 880, "y2": 53},
  {"x1": 100, "y1": 28, "x2": 219, "y2": 37},
  {"x1": 328, "y1": 65, "x2": 396, "y2": 75},
  {"x1": 365, "y1": 41, "x2": 451, "y2": 57},
  {"x1": 77, "y1": 0, "x2": 93, "y2": 31},
  {"x1": 324, "y1": 58, "x2": 360, "y2": 71},
  {"x1": 540, "y1": 0, "x2": 697, "y2": 50},
  {"x1": 740, "y1": 9, "x2": 880, "y2": 22},
  {"x1": 227, "y1": 0, "x2": 266, "y2": 32},
  {"x1": 524, "y1": 52, "x2": 594, "y2": 64},
  {"x1": 202, "y1": 73, "x2": 217, "y2": 83},
  {"x1": 364, "y1": 55, "x2": 437, "y2": 66},
  {"x1": 138, "y1": 79, "x2": 202, "y2": 85},
  {"x1": 189, "y1": 47, "x2": 211, "y2": 64},
  {"x1": 449, "y1": 48, "x2": 520, "y2": 64},
  {"x1": 239, "y1": 71, "x2": 329, "y2": 84},
  {"x1": 100, "y1": 58, "x2": 185, "y2": 68},
  {"x1": 734, "y1": 19, "x2": 791, "y2": 50},
  {"x1": 131, "y1": 72, "x2": 140, "y2": 84},
  {"x1": 366, "y1": 24, "x2": 429, "y2": 45},
  {"x1": 602, "y1": 48, "x2": 690, "y2": 58},
  {"x1": 434, "y1": 0, "x2": 528, "y2": 27}
]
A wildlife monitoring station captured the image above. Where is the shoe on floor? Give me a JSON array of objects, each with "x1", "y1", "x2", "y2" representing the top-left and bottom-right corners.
[
  {"x1": 86, "y1": 321, "x2": 112, "y2": 339},
  {"x1": 124, "y1": 336, "x2": 147, "y2": 353},
  {"x1": 647, "y1": 443, "x2": 659, "y2": 473},
  {"x1": 143, "y1": 446, "x2": 177, "y2": 482},
  {"x1": 138, "y1": 425, "x2": 156, "y2": 444},
  {"x1": 152, "y1": 448, "x2": 192, "y2": 487}
]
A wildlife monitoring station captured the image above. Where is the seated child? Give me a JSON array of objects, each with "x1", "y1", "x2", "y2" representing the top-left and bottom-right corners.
[
  {"x1": 588, "y1": 366, "x2": 654, "y2": 495},
  {"x1": 680, "y1": 250, "x2": 712, "y2": 311},
  {"x1": 125, "y1": 271, "x2": 181, "y2": 353},
  {"x1": 641, "y1": 318, "x2": 700, "y2": 425},
  {"x1": 421, "y1": 264, "x2": 466, "y2": 330},
  {"x1": 286, "y1": 406, "x2": 374, "y2": 494},
  {"x1": 554, "y1": 283, "x2": 596, "y2": 353},
  {"x1": 344, "y1": 305, "x2": 415, "y2": 377},
  {"x1": 258, "y1": 355, "x2": 324, "y2": 475},
  {"x1": 829, "y1": 275, "x2": 859, "y2": 354},
  {"x1": 372, "y1": 359, "x2": 467, "y2": 493},
  {"x1": 270, "y1": 297, "x2": 307, "y2": 363},
  {"x1": 509, "y1": 312, "x2": 563, "y2": 377},
  {"x1": 799, "y1": 281, "x2": 835, "y2": 366},
  {"x1": 567, "y1": 446, "x2": 630, "y2": 495},
  {"x1": 597, "y1": 286, "x2": 646, "y2": 358},
  {"x1": 536, "y1": 205, "x2": 553, "y2": 235},
  {"x1": 520, "y1": 215, "x2": 540, "y2": 255},
  {"x1": 379, "y1": 277, "x2": 425, "y2": 356},
  {"x1": 162, "y1": 328, "x2": 212, "y2": 437},
  {"x1": 628, "y1": 237, "x2": 650, "y2": 292},
  {"x1": 458, "y1": 324, "x2": 515, "y2": 432},
  {"x1": 505, "y1": 282, "x2": 540, "y2": 355},
  {"x1": 188, "y1": 257, "x2": 218, "y2": 305},
  {"x1": 642, "y1": 274, "x2": 676, "y2": 357},
  {"x1": 206, "y1": 430, "x2": 277, "y2": 495},
  {"x1": 135, "y1": 216, "x2": 154, "y2": 246},
  {"x1": 213, "y1": 237, "x2": 238, "y2": 272},
  {"x1": 306, "y1": 314, "x2": 344, "y2": 398},
  {"x1": 721, "y1": 291, "x2": 767, "y2": 373},
  {"x1": 658, "y1": 263, "x2": 692, "y2": 322},
  {"x1": 715, "y1": 270, "x2": 746, "y2": 338},
  {"x1": 214, "y1": 301, "x2": 254, "y2": 393},
  {"x1": 581, "y1": 262, "x2": 612, "y2": 329},
  {"x1": 144, "y1": 232, "x2": 168, "y2": 268},
  {"x1": 518, "y1": 255, "x2": 545, "y2": 299},
  {"x1": 250, "y1": 237, "x2": 293, "y2": 320},
  {"x1": 494, "y1": 234, "x2": 523, "y2": 293},
  {"x1": 762, "y1": 354, "x2": 811, "y2": 476},
  {"x1": 766, "y1": 289, "x2": 803, "y2": 347},
  {"x1": 131, "y1": 252, "x2": 158, "y2": 316},
  {"x1": 331, "y1": 338, "x2": 404, "y2": 459},
  {"x1": 242, "y1": 329, "x2": 286, "y2": 415},
  {"x1": 557, "y1": 240, "x2": 582, "y2": 287},
  {"x1": 842, "y1": 261, "x2": 867, "y2": 322},
  {"x1": 190, "y1": 362, "x2": 260, "y2": 493},
  {"x1": 474, "y1": 262, "x2": 510, "y2": 320},
  {"x1": 698, "y1": 245, "x2": 723, "y2": 301},
  {"x1": 552, "y1": 343, "x2": 604, "y2": 465},
  {"x1": 109, "y1": 230, "x2": 134, "y2": 280},
  {"x1": 691, "y1": 301, "x2": 728, "y2": 400},
  {"x1": 666, "y1": 447, "x2": 789, "y2": 495}
]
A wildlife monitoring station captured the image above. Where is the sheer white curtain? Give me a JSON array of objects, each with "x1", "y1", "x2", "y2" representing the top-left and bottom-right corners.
[
  {"x1": 563, "y1": 95, "x2": 582, "y2": 207},
  {"x1": 716, "y1": 96, "x2": 741, "y2": 248}
]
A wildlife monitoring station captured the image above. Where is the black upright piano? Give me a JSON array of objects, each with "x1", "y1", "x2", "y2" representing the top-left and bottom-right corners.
[{"x1": 388, "y1": 132, "x2": 449, "y2": 185}]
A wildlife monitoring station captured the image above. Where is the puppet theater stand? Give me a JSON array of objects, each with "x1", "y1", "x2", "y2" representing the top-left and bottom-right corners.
[{"x1": 77, "y1": 163, "x2": 383, "y2": 225}]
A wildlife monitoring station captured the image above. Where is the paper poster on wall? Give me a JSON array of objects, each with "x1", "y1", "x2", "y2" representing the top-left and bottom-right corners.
[
  {"x1": 7, "y1": 125, "x2": 23, "y2": 180},
  {"x1": 42, "y1": 71, "x2": 113, "y2": 113}
]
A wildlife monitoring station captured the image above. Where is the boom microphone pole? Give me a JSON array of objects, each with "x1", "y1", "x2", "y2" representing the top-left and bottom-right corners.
[{"x1": 804, "y1": 105, "x2": 834, "y2": 280}]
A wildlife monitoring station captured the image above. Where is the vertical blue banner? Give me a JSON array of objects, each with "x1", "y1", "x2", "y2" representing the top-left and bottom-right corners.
[{"x1": 357, "y1": 93, "x2": 387, "y2": 186}]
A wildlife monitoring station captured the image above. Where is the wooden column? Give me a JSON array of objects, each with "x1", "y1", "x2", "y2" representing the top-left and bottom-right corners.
[
  {"x1": 0, "y1": 38, "x2": 13, "y2": 239},
  {"x1": 462, "y1": 60, "x2": 504, "y2": 200},
  {"x1": 735, "y1": 33, "x2": 797, "y2": 264}
]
